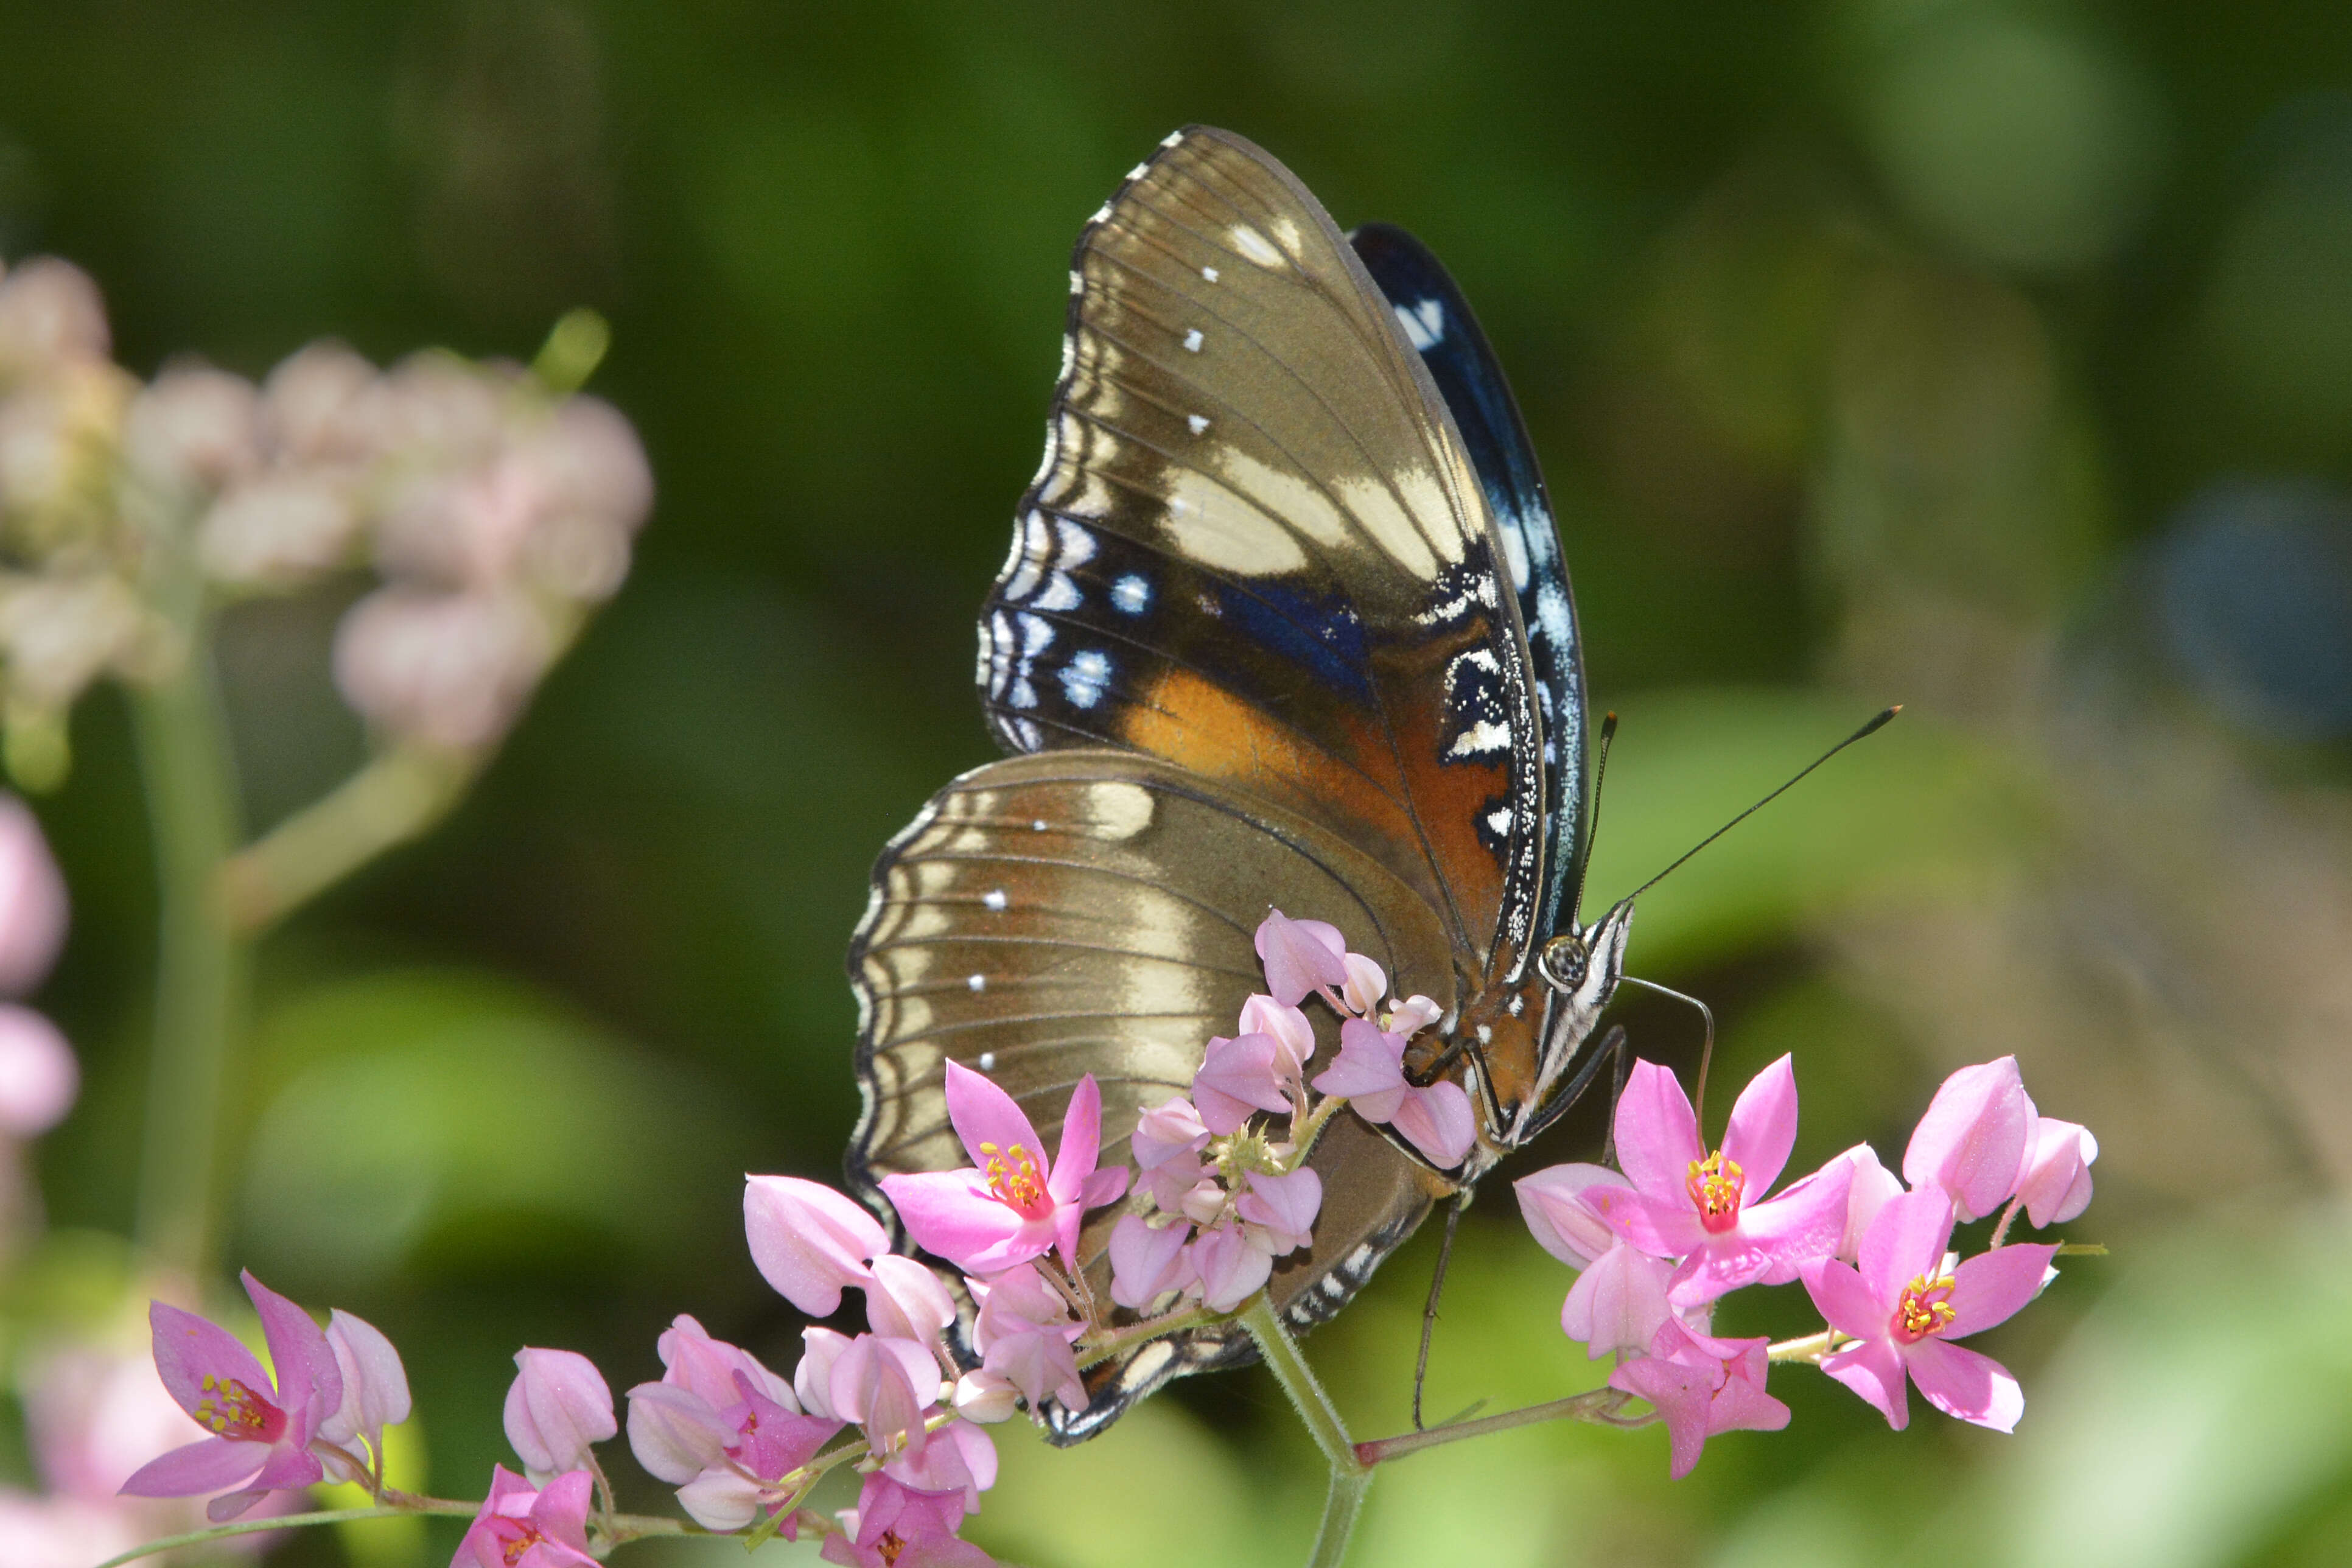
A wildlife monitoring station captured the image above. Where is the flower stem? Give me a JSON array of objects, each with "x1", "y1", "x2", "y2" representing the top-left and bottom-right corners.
[
  {"x1": 1077, "y1": 1301, "x2": 1225, "y2": 1368},
  {"x1": 1239, "y1": 1294, "x2": 1369, "y2": 1568},
  {"x1": 1351, "y1": 1386, "x2": 1636, "y2": 1468},
  {"x1": 217, "y1": 744, "x2": 476, "y2": 934},
  {"x1": 91, "y1": 1503, "x2": 480, "y2": 1568},
  {"x1": 130, "y1": 600, "x2": 247, "y2": 1283},
  {"x1": 1767, "y1": 1329, "x2": 1841, "y2": 1364}
]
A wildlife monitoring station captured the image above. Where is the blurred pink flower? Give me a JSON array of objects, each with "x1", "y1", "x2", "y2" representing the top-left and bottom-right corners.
[
  {"x1": 1904, "y1": 1057, "x2": 2034, "y2": 1222},
  {"x1": 1582, "y1": 1057, "x2": 1854, "y2": 1309},
  {"x1": 0, "y1": 1492, "x2": 141, "y2": 1568},
  {"x1": 198, "y1": 473, "x2": 363, "y2": 589},
  {"x1": 969, "y1": 1264, "x2": 1085, "y2": 1412},
  {"x1": 822, "y1": 1472, "x2": 995, "y2": 1568},
  {"x1": 1253, "y1": 909, "x2": 1347, "y2": 1007},
  {"x1": 257, "y1": 341, "x2": 379, "y2": 466},
  {"x1": 453, "y1": 1466, "x2": 598, "y2": 1568},
  {"x1": 121, "y1": 365, "x2": 259, "y2": 495},
  {"x1": 333, "y1": 586, "x2": 552, "y2": 752},
  {"x1": 2015, "y1": 1116, "x2": 2097, "y2": 1227},
  {"x1": 1311, "y1": 1017, "x2": 1475, "y2": 1167},
  {"x1": 1801, "y1": 1189, "x2": 2058, "y2": 1432},
  {"x1": 878, "y1": 1064, "x2": 1126, "y2": 1275},
  {"x1": 120, "y1": 1272, "x2": 341, "y2": 1521},
  {"x1": 0, "y1": 793, "x2": 65, "y2": 996},
  {"x1": 316, "y1": 1310, "x2": 410, "y2": 1479},
  {"x1": 0, "y1": 1006, "x2": 75, "y2": 1138},
  {"x1": 1609, "y1": 1319, "x2": 1788, "y2": 1479},
  {"x1": 743, "y1": 1174, "x2": 887, "y2": 1318},
  {"x1": 503, "y1": 1348, "x2": 615, "y2": 1480},
  {"x1": 0, "y1": 258, "x2": 111, "y2": 377}
]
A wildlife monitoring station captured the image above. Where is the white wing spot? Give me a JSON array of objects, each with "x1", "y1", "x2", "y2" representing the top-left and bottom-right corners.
[
  {"x1": 968, "y1": 974, "x2": 987, "y2": 993},
  {"x1": 1183, "y1": 328, "x2": 1203, "y2": 352},
  {"x1": 1229, "y1": 224, "x2": 1284, "y2": 267},
  {"x1": 1395, "y1": 297, "x2": 1446, "y2": 351},
  {"x1": 1187, "y1": 414, "x2": 1209, "y2": 435},
  {"x1": 1060, "y1": 648, "x2": 1113, "y2": 710},
  {"x1": 1476, "y1": 1023, "x2": 1493, "y2": 1045},
  {"x1": 1486, "y1": 806, "x2": 1514, "y2": 836},
  {"x1": 1090, "y1": 203, "x2": 1113, "y2": 224},
  {"x1": 977, "y1": 1050, "x2": 998, "y2": 1071},
  {"x1": 983, "y1": 888, "x2": 1008, "y2": 911},
  {"x1": 1069, "y1": 270, "x2": 1085, "y2": 295},
  {"x1": 1160, "y1": 130, "x2": 1184, "y2": 148},
  {"x1": 1449, "y1": 719, "x2": 1510, "y2": 758},
  {"x1": 1202, "y1": 265, "x2": 1220, "y2": 282},
  {"x1": 1031, "y1": 819, "x2": 1049, "y2": 832},
  {"x1": 1127, "y1": 163, "x2": 1150, "y2": 181},
  {"x1": 1111, "y1": 575, "x2": 1152, "y2": 615}
]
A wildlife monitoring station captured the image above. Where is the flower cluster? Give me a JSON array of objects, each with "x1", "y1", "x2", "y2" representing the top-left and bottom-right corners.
[
  {"x1": 0, "y1": 253, "x2": 650, "y2": 782},
  {"x1": 0, "y1": 791, "x2": 72, "y2": 1246},
  {"x1": 1516, "y1": 1052, "x2": 2095, "y2": 1475}
]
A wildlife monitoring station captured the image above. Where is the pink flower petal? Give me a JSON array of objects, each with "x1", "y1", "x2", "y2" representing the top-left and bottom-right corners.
[
  {"x1": 1705, "y1": 1365, "x2": 1791, "y2": 1441},
  {"x1": 1254, "y1": 909, "x2": 1348, "y2": 1006},
  {"x1": 1311, "y1": 1018, "x2": 1406, "y2": 1116},
  {"x1": 743, "y1": 1175, "x2": 887, "y2": 1317},
  {"x1": 0, "y1": 1005, "x2": 75, "y2": 1135},
  {"x1": 1611, "y1": 1060, "x2": 1706, "y2": 1203},
  {"x1": 1945, "y1": 1242, "x2": 2059, "y2": 1339},
  {"x1": 656, "y1": 1314, "x2": 792, "y2": 1411},
  {"x1": 794, "y1": 1328, "x2": 852, "y2": 1420},
  {"x1": 1903, "y1": 1338, "x2": 2024, "y2": 1432},
  {"x1": 1838, "y1": 1144, "x2": 1904, "y2": 1262},
  {"x1": 1236, "y1": 1166, "x2": 1322, "y2": 1253},
  {"x1": 1903, "y1": 1057, "x2": 2032, "y2": 1222},
  {"x1": 1737, "y1": 1153, "x2": 1857, "y2": 1283},
  {"x1": 1079, "y1": 1166, "x2": 1130, "y2": 1209},
  {"x1": 117, "y1": 1435, "x2": 266, "y2": 1499},
  {"x1": 147, "y1": 1301, "x2": 271, "y2": 1418},
  {"x1": 240, "y1": 1272, "x2": 337, "y2": 1434},
  {"x1": 1339, "y1": 953, "x2": 1387, "y2": 1016},
  {"x1": 1391, "y1": 1080, "x2": 1475, "y2": 1168},
  {"x1": 866, "y1": 1256, "x2": 958, "y2": 1349},
  {"x1": 1238, "y1": 996, "x2": 1317, "y2": 1073},
  {"x1": 1821, "y1": 1339, "x2": 1911, "y2": 1430},
  {"x1": 1193, "y1": 1034, "x2": 1291, "y2": 1136},
  {"x1": 1606, "y1": 1352, "x2": 1715, "y2": 1479},
  {"x1": 1388, "y1": 995, "x2": 1443, "y2": 1035},
  {"x1": 878, "y1": 1171, "x2": 1046, "y2": 1275},
  {"x1": 530, "y1": 1469, "x2": 598, "y2": 1555},
  {"x1": 1561, "y1": 1242, "x2": 1671, "y2": 1358},
  {"x1": 1581, "y1": 1183, "x2": 1707, "y2": 1259},
  {"x1": 1191, "y1": 1223, "x2": 1272, "y2": 1312},
  {"x1": 1048, "y1": 1074, "x2": 1104, "y2": 1204},
  {"x1": 1719, "y1": 1054, "x2": 1799, "y2": 1195},
  {"x1": 1799, "y1": 1256, "x2": 1886, "y2": 1343},
  {"x1": 1858, "y1": 1189, "x2": 1956, "y2": 1305},
  {"x1": 247, "y1": 1440, "x2": 324, "y2": 1495},
  {"x1": 1666, "y1": 1237, "x2": 1777, "y2": 1309},
  {"x1": 320, "y1": 1308, "x2": 411, "y2": 1446},
  {"x1": 1131, "y1": 1097, "x2": 1209, "y2": 1171},
  {"x1": 623, "y1": 1381, "x2": 732, "y2": 1485},
  {"x1": 942, "y1": 1060, "x2": 1048, "y2": 1180},
  {"x1": 504, "y1": 1349, "x2": 615, "y2": 1477},
  {"x1": 2017, "y1": 1118, "x2": 2097, "y2": 1227},
  {"x1": 1515, "y1": 1162, "x2": 1622, "y2": 1268},
  {"x1": 1108, "y1": 1215, "x2": 1194, "y2": 1309}
]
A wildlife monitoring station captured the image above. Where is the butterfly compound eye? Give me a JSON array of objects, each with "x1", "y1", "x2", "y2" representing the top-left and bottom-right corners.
[{"x1": 1538, "y1": 934, "x2": 1589, "y2": 991}]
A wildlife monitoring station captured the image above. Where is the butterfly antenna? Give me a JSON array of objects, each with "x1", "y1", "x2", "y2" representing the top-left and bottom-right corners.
[
  {"x1": 1618, "y1": 975, "x2": 1717, "y2": 1125},
  {"x1": 1622, "y1": 705, "x2": 1902, "y2": 905},
  {"x1": 1566, "y1": 712, "x2": 1619, "y2": 922}
]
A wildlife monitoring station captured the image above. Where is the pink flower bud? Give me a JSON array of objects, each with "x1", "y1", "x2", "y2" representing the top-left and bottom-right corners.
[
  {"x1": 794, "y1": 1328, "x2": 853, "y2": 1421},
  {"x1": 2015, "y1": 1117, "x2": 2097, "y2": 1227},
  {"x1": 1561, "y1": 1243, "x2": 1673, "y2": 1358},
  {"x1": 1192, "y1": 1032, "x2": 1290, "y2": 1135},
  {"x1": 1191, "y1": 1222, "x2": 1272, "y2": 1312},
  {"x1": 198, "y1": 474, "x2": 362, "y2": 589},
  {"x1": 0, "y1": 1006, "x2": 75, "y2": 1137},
  {"x1": 1253, "y1": 909, "x2": 1347, "y2": 1007},
  {"x1": 1131, "y1": 1096, "x2": 1209, "y2": 1172},
  {"x1": 0, "y1": 794, "x2": 67, "y2": 998},
  {"x1": 1514, "y1": 1162, "x2": 1620, "y2": 1268},
  {"x1": 0, "y1": 259, "x2": 110, "y2": 375},
  {"x1": 503, "y1": 1348, "x2": 615, "y2": 1479},
  {"x1": 1338, "y1": 953, "x2": 1387, "y2": 1016},
  {"x1": 1839, "y1": 1145, "x2": 1905, "y2": 1262},
  {"x1": 1388, "y1": 994, "x2": 1443, "y2": 1036},
  {"x1": 1108, "y1": 1214, "x2": 1195, "y2": 1309},
  {"x1": 1903, "y1": 1057, "x2": 2034, "y2": 1222},
  {"x1": 970, "y1": 1264, "x2": 1084, "y2": 1412},
  {"x1": 743, "y1": 1175, "x2": 887, "y2": 1317},
  {"x1": 652, "y1": 1314, "x2": 793, "y2": 1410},
  {"x1": 317, "y1": 1310, "x2": 410, "y2": 1453},
  {"x1": 623, "y1": 1381, "x2": 737, "y2": 1486},
  {"x1": 332, "y1": 587, "x2": 553, "y2": 752},
  {"x1": 122, "y1": 366, "x2": 259, "y2": 494},
  {"x1": 952, "y1": 1368, "x2": 1020, "y2": 1424},
  {"x1": 864, "y1": 1255, "x2": 957, "y2": 1351},
  {"x1": 1236, "y1": 995, "x2": 1316, "y2": 1074},
  {"x1": 260, "y1": 341, "x2": 379, "y2": 464},
  {"x1": 1236, "y1": 1166, "x2": 1321, "y2": 1255}
]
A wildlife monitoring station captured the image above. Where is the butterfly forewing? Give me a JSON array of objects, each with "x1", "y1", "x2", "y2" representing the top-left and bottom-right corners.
[
  {"x1": 978, "y1": 127, "x2": 1549, "y2": 975},
  {"x1": 849, "y1": 748, "x2": 1457, "y2": 1437}
]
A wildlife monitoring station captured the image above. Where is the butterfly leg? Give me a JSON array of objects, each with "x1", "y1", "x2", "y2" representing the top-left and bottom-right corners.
[{"x1": 1410, "y1": 1188, "x2": 1475, "y2": 1430}]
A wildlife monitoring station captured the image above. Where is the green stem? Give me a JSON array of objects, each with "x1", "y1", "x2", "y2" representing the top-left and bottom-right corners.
[
  {"x1": 1239, "y1": 1294, "x2": 1369, "y2": 1568},
  {"x1": 92, "y1": 1503, "x2": 478, "y2": 1568},
  {"x1": 217, "y1": 745, "x2": 476, "y2": 934},
  {"x1": 130, "y1": 602, "x2": 246, "y2": 1282}
]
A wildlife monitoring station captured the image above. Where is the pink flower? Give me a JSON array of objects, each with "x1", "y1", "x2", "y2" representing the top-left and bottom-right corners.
[
  {"x1": 1800, "y1": 1189, "x2": 2059, "y2": 1432},
  {"x1": 1516, "y1": 1161, "x2": 1674, "y2": 1357},
  {"x1": 625, "y1": 1315, "x2": 839, "y2": 1527},
  {"x1": 1235, "y1": 1166, "x2": 1322, "y2": 1254},
  {"x1": 827, "y1": 1334, "x2": 944, "y2": 1469},
  {"x1": 1192, "y1": 1031, "x2": 1293, "y2": 1136},
  {"x1": 821, "y1": 1472, "x2": 995, "y2": 1568},
  {"x1": 317, "y1": 1311, "x2": 410, "y2": 1478},
  {"x1": 0, "y1": 1005, "x2": 76, "y2": 1137},
  {"x1": 119, "y1": 1272, "x2": 341, "y2": 1521},
  {"x1": 1253, "y1": 909, "x2": 1348, "y2": 1007},
  {"x1": 0, "y1": 793, "x2": 67, "y2": 996},
  {"x1": 452, "y1": 1466, "x2": 598, "y2": 1568},
  {"x1": 1581, "y1": 1057, "x2": 1854, "y2": 1309},
  {"x1": 969, "y1": 1265, "x2": 1086, "y2": 1412},
  {"x1": 503, "y1": 1348, "x2": 615, "y2": 1480},
  {"x1": 877, "y1": 1065, "x2": 1127, "y2": 1275},
  {"x1": 743, "y1": 1174, "x2": 888, "y2": 1317},
  {"x1": 1191, "y1": 1221, "x2": 1271, "y2": 1311},
  {"x1": 1130, "y1": 1097, "x2": 1210, "y2": 1213},
  {"x1": 1107, "y1": 1215, "x2": 1195, "y2": 1309},
  {"x1": 1311, "y1": 1018, "x2": 1475, "y2": 1168},
  {"x1": 1608, "y1": 1320, "x2": 1788, "y2": 1479},
  {"x1": 866, "y1": 1256, "x2": 959, "y2": 1355},
  {"x1": 1903, "y1": 1057, "x2": 2034, "y2": 1222},
  {"x1": 1237, "y1": 995, "x2": 1317, "y2": 1078},
  {"x1": 2015, "y1": 1116, "x2": 2096, "y2": 1227}
]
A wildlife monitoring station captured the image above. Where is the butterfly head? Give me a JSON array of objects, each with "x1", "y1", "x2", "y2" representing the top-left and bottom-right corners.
[{"x1": 1497, "y1": 897, "x2": 1636, "y2": 1149}]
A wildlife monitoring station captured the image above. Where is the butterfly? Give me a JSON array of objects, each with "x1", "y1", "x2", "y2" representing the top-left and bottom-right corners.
[{"x1": 846, "y1": 125, "x2": 1636, "y2": 1441}]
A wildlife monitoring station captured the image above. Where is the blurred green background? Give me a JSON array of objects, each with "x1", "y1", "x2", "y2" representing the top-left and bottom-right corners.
[{"x1": 9, "y1": 1, "x2": 2352, "y2": 1564}]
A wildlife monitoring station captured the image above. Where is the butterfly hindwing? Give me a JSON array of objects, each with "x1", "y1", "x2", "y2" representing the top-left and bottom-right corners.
[
  {"x1": 978, "y1": 126, "x2": 1550, "y2": 976},
  {"x1": 847, "y1": 747, "x2": 1458, "y2": 1439},
  {"x1": 1349, "y1": 222, "x2": 1592, "y2": 950}
]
